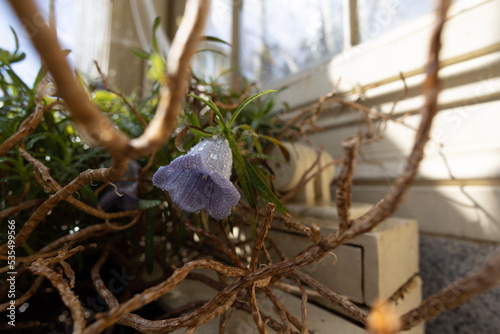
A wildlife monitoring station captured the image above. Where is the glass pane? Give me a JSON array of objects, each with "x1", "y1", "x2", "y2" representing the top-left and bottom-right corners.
[
  {"x1": 357, "y1": 0, "x2": 435, "y2": 42},
  {"x1": 240, "y1": 0, "x2": 344, "y2": 83},
  {"x1": 192, "y1": 0, "x2": 233, "y2": 81}
]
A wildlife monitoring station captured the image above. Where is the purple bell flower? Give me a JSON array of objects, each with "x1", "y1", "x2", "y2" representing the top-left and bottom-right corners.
[
  {"x1": 153, "y1": 136, "x2": 240, "y2": 219},
  {"x1": 99, "y1": 160, "x2": 140, "y2": 211}
]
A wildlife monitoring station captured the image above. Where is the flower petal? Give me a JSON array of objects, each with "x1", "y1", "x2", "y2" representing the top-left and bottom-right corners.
[{"x1": 152, "y1": 137, "x2": 240, "y2": 219}]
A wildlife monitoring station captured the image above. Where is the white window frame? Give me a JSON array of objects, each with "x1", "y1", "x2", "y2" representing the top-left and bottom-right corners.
[{"x1": 256, "y1": 0, "x2": 500, "y2": 117}]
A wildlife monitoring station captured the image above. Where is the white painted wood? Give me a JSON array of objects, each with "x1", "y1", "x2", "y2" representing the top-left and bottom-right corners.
[
  {"x1": 351, "y1": 185, "x2": 500, "y2": 242},
  {"x1": 267, "y1": 0, "x2": 500, "y2": 110},
  {"x1": 270, "y1": 214, "x2": 420, "y2": 306},
  {"x1": 268, "y1": 229, "x2": 365, "y2": 303},
  {"x1": 164, "y1": 270, "x2": 367, "y2": 334},
  {"x1": 309, "y1": 99, "x2": 500, "y2": 181}
]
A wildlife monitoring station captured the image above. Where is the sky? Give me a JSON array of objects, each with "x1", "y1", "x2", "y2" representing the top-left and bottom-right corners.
[{"x1": 0, "y1": 0, "x2": 75, "y2": 85}]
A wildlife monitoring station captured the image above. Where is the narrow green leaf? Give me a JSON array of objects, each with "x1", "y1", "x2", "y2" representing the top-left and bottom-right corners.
[
  {"x1": 228, "y1": 137, "x2": 255, "y2": 208},
  {"x1": 9, "y1": 26, "x2": 20, "y2": 55},
  {"x1": 202, "y1": 35, "x2": 231, "y2": 46},
  {"x1": 138, "y1": 199, "x2": 162, "y2": 209},
  {"x1": 152, "y1": 16, "x2": 161, "y2": 53},
  {"x1": 145, "y1": 208, "x2": 155, "y2": 275},
  {"x1": 132, "y1": 48, "x2": 151, "y2": 60},
  {"x1": 201, "y1": 209, "x2": 210, "y2": 231},
  {"x1": 187, "y1": 125, "x2": 215, "y2": 139},
  {"x1": 244, "y1": 159, "x2": 288, "y2": 216},
  {"x1": 186, "y1": 110, "x2": 201, "y2": 127},
  {"x1": 258, "y1": 134, "x2": 290, "y2": 162},
  {"x1": 188, "y1": 94, "x2": 228, "y2": 131},
  {"x1": 228, "y1": 90, "x2": 277, "y2": 129}
]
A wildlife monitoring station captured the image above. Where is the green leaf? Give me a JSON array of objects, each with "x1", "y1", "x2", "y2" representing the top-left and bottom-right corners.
[
  {"x1": 258, "y1": 134, "x2": 290, "y2": 162},
  {"x1": 195, "y1": 48, "x2": 227, "y2": 57},
  {"x1": 9, "y1": 26, "x2": 20, "y2": 55},
  {"x1": 145, "y1": 208, "x2": 155, "y2": 275},
  {"x1": 188, "y1": 94, "x2": 228, "y2": 132},
  {"x1": 186, "y1": 110, "x2": 200, "y2": 127},
  {"x1": 202, "y1": 35, "x2": 231, "y2": 46},
  {"x1": 138, "y1": 199, "x2": 162, "y2": 209},
  {"x1": 187, "y1": 125, "x2": 215, "y2": 139},
  {"x1": 152, "y1": 16, "x2": 162, "y2": 53},
  {"x1": 244, "y1": 159, "x2": 288, "y2": 216},
  {"x1": 132, "y1": 48, "x2": 150, "y2": 60},
  {"x1": 228, "y1": 137, "x2": 255, "y2": 208},
  {"x1": 228, "y1": 90, "x2": 277, "y2": 129}
]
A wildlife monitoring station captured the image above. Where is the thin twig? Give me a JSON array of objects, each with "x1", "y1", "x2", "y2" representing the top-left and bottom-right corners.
[
  {"x1": 94, "y1": 60, "x2": 148, "y2": 128},
  {"x1": 0, "y1": 78, "x2": 52, "y2": 155},
  {"x1": 8, "y1": 0, "x2": 130, "y2": 156},
  {"x1": 295, "y1": 279, "x2": 309, "y2": 334},
  {"x1": 250, "y1": 203, "x2": 275, "y2": 272},
  {"x1": 291, "y1": 271, "x2": 368, "y2": 325},
  {"x1": 129, "y1": 0, "x2": 210, "y2": 157},
  {"x1": 248, "y1": 284, "x2": 268, "y2": 334},
  {"x1": 0, "y1": 276, "x2": 44, "y2": 311},
  {"x1": 400, "y1": 246, "x2": 500, "y2": 330},
  {"x1": 28, "y1": 247, "x2": 86, "y2": 333},
  {"x1": 0, "y1": 199, "x2": 43, "y2": 221},
  {"x1": 184, "y1": 219, "x2": 247, "y2": 270},
  {"x1": 335, "y1": 136, "x2": 360, "y2": 232},
  {"x1": 262, "y1": 287, "x2": 294, "y2": 334}
]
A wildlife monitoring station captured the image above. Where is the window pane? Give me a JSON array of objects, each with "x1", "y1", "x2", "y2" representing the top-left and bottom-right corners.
[
  {"x1": 357, "y1": 0, "x2": 435, "y2": 42},
  {"x1": 240, "y1": 0, "x2": 344, "y2": 83},
  {"x1": 192, "y1": 0, "x2": 233, "y2": 81}
]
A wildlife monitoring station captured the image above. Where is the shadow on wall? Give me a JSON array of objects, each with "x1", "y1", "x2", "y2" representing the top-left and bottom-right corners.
[{"x1": 309, "y1": 48, "x2": 500, "y2": 334}]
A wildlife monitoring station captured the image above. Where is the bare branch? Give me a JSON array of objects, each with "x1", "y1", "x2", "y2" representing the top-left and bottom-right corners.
[
  {"x1": 94, "y1": 60, "x2": 148, "y2": 128},
  {"x1": 0, "y1": 276, "x2": 44, "y2": 311},
  {"x1": 0, "y1": 199, "x2": 43, "y2": 221},
  {"x1": 7, "y1": 0, "x2": 130, "y2": 157},
  {"x1": 28, "y1": 247, "x2": 86, "y2": 333},
  {"x1": 184, "y1": 218, "x2": 247, "y2": 270},
  {"x1": 335, "y1": 136, "x2": 360, "y2": 232},
  {"x1": 263, "y1": 287, "x2": 294, "y2": 334},
  {"x1": 250, "y1": 203, "x2": 275, "y2": 272},
  {"x1": 248, "y1": 284, "x2": 269, "y2": 334},
  {"x1": 400, "y1": 246, "x2": 500, "y2": 330},
  {"x1": 291, "y1": 271, "x2": 368, "y2": 326},
  {"x1": 129, "y1": 0, "x2": 211, "y2": 157},
  {"x1": 0, "y1": 78, "x2": 48, "y2": 155}
]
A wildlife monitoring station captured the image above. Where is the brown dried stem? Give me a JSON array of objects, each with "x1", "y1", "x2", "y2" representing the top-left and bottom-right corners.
[
  {"x1": 0, "y1": 276, "x2": 44, "y2": 311},
  {"x1": 94, "y1": 60, "x2": 148, "y2": 128},
  {"x1": 0, "y1": 198, "x2": 43, "y2": 221},
  {"x1": 296, "y1": 279, "x2": 309, "y2": 334},
  {"x1": 129, "y1": 0, "x2": 210, "y2": 157},
  {"x1": 0, "y1": 78, "x2": 52, "y2": 156},
  {"x1": 248, "y1": 284, "x2": 269, "y2": 334},
  {"x1": 262, "y1": 286, "x2": 295, "y2": 334},
  {"x1": 18, "y1": 143, "x2": 142, "y2": 220},
  {"x1": 291, "y1": 271, "x2": 368, "y2": 326},
  {"x1": 28, "y1": 247, "x2": 86, "y2": 333},
  {"x1": 400, "y1": 246, "x2": 500, "y2": 330},
  {"x1": 86, "y1": 258, "x2": 246, "y2": 333},
  {"x1": 7, "y1": 0, "x2": 130, "y2": 157},
  {"x1": 214, "y1": 83, "x2": 255, "y2": 110},
  {"x1": 219, "y1": 307, "x2": 237, "y2": 334},
  {"x1": 184, "y1": 219, "x2": 247, "y2": 270},
  {"x1": 250, "y1": 203, "x2": 275, "y2": 272},
  {"x1": 0, "y1": 157, "x2": 129, "y2": 254},
  {"x1": 335, "y1": 136, "x2": 360, "y2": 232}
]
